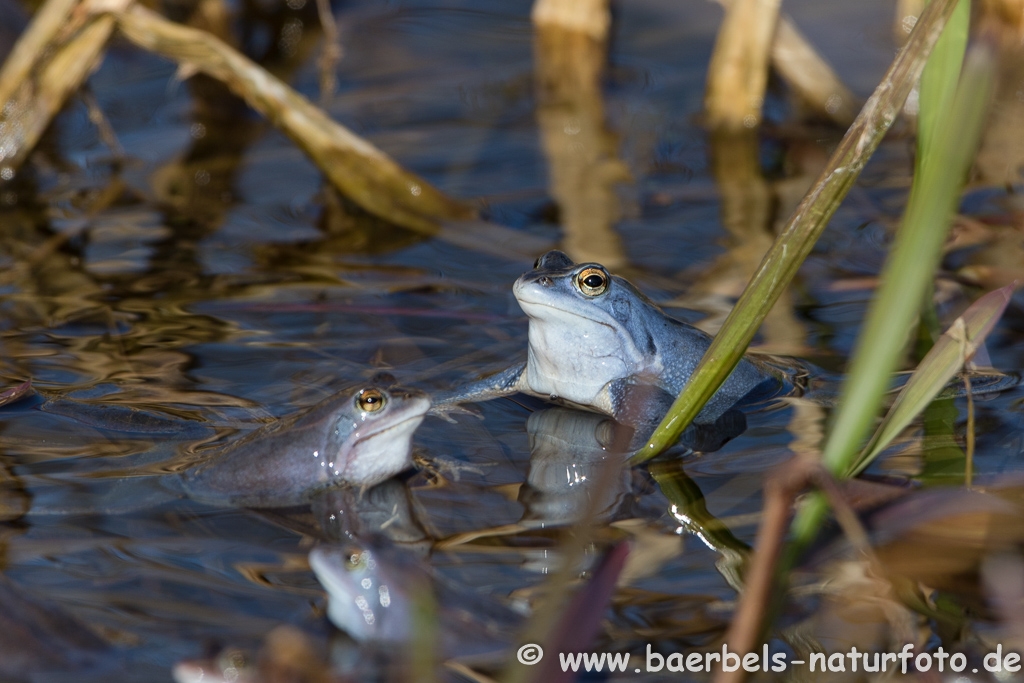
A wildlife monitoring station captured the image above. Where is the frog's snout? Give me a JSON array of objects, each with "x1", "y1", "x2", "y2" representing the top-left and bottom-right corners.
[{"x1": 538, "y1": 276, "x2": 553, "y2": 287}]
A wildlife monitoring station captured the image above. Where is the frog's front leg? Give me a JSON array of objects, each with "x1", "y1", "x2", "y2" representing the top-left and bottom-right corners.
[{"x1": 430, "y1": 362, "x2": 528, "y2": 419}]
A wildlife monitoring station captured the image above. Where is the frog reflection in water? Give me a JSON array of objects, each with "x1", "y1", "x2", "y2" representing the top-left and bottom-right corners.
[
  {"x1": 521, "y1": 406, "x2": 747, "y2": 530},
  {"x1": 309, "y1": 542, "x2": 520, "y2": 655},
  {"x1": 438, "y1": 250, "x2": 782, "y2": 427},
  {"x1": 180, "y1": 376, "x2": 430, "y2": 507}
]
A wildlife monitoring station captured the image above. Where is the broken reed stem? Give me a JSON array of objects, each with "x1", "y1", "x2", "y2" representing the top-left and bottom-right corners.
[
  {"x1": 114, "y1": 5, "x2": 474, "y2": 234},
  {"x1": 0, "y1": 0, "x2": 471, "y2": 231},
  {"x1": 0, "y1": 0, "x2": 79, "y2": 107},
  {"x1": 531, "y1": 0, "x2": 610, "y2": 40},
  {"x1": 771, "y1": 17, "x2": 858, "y2": 125},
  {"x1": 710, "y1": 0, "x2": 859, "y2": 125}
]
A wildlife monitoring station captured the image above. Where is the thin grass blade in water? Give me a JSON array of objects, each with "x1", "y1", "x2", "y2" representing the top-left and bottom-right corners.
[{"x1": 852, "y1": 286, "x2": 1012, "y2": 476}]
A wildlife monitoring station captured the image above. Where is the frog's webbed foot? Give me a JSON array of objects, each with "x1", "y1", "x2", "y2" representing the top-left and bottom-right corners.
[{"x1": 414, "y1": 452, "x2": 488, "y2": 483}]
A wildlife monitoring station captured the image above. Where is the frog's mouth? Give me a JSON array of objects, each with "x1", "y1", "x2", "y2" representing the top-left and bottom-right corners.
[
  {"x1": 351, "y1": 411, "x2": 427, "y2": 449},
  {"x1": 337, "y1": 399, "x2": 430, "y2": 487},
  {"x1": 515, "y1": 298, "x2": 618, "y2": 331}
]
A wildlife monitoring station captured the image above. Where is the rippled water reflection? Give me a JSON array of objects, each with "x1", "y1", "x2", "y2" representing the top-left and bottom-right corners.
[{"x1": 3, "y1": 0, "x2": 1024, "y2": 680}]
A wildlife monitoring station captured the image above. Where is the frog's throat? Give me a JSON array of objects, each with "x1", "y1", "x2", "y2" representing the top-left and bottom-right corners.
[{"x1": 514, "y1": 298, "x2": 618, "y2": 330}]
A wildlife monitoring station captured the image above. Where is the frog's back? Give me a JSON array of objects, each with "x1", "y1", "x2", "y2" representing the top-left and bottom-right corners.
[{"x1": 640, "y1": 316, "x2": 782, "y2": 423}]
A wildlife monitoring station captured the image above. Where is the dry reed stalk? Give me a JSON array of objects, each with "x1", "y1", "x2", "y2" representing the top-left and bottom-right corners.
[
  {"x1": 705, "y1": 0, "x2": 782, "y2": 130},
  {"x1": 0, "y1": 0, "x2": 79, "y2": 107},
  {"x1": 114, "y1": 5, "x2": 473, "y2": 234}
]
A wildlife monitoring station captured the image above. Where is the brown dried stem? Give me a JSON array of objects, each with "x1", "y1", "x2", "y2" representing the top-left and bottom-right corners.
[
  {"x1": 114, "y1": 5, "x2": 474, "y2": 234},
  {"x1": 712, "y1": 458, "x2": 810, "y2": 683}
]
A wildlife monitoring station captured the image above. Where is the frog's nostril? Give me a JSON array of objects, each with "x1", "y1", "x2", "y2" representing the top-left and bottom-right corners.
[{"x1": 539, "y1": 276, "x2": 553, "y2": 287}]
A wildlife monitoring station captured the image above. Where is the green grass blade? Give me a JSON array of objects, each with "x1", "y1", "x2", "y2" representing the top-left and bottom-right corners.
[
  {"x1": 917, "y1": 0, "x2": 970, "y2": 175},
  {"x1": 850, "y1": 286, "x2": 1011, "y2": 476},
  {"x1": 820, "y1": 37, "x2": 991, "y2": 478},
  {"x1": 634, "y1": 0, "x2": 964, "y2": 463},
  {"x1": 791, "y1": 33, "x2": 994, "y2": 555}
]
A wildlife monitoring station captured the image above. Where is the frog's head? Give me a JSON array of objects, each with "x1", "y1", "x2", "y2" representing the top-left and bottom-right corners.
[
  {"x1": 512, "y1": 251, "x2": 662, "y2": 406},
  {"x1": 180, "y1": 374, "x2": 431, "y2": 507},
  {"x1": 326, "y1": 375, "x2": 431, "y2": 487}
]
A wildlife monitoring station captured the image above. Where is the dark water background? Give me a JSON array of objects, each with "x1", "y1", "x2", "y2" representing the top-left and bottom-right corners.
[{"x1": 3, "y1": 0, "x2": 1024, "y2": 680}]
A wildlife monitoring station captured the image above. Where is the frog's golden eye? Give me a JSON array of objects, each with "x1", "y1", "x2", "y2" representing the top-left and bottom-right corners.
[
  {"x1": 356, "y1": 388, "x2": 387, "y2": 413},
  {"x1": 574, "y1": 267, "x2": 609, "y2": 296}
]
